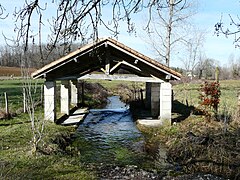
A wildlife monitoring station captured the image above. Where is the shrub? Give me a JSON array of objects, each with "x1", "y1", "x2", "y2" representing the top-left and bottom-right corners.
[{"x1": 199, "y1": 81, "x2": 221, "y2": 119}]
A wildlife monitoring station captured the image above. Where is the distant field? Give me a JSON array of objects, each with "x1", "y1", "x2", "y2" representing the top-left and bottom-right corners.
[
  {"x1": 0, "y1": 75, "x2": 239, "y2": 115},
  {"x1": 0, "y1": 79, "x2": 43, "y2": 112},
  {"x1": 173, "y1": 79, "x2": 240, "y2": 113},
  {"x1": 0, "y1": 66, "x2": 36, "y2": 77}
]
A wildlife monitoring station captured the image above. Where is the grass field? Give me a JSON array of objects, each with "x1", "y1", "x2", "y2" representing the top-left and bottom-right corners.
[
  {"x1": 173, "y1": 79, "x2": 240, "y2": 114},
  {"x1": 0, "y1": 78, "x2": 240, "y2": 179},
  {"x1": 0, "y1": 79, "x2": 43, "y2": 113}
]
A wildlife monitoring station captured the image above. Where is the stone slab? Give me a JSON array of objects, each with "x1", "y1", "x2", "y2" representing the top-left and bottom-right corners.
[
  {"x1": 137, "y1": 119, "x2": 163, "y2": 127},
  {"x1": 61, "y1": 108, "x2": 89, "y2": 125}
]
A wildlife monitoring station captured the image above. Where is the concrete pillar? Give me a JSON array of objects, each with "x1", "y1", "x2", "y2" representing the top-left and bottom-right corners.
[
  {"x1": 44, "y1": 81, "x2": 56, "y2": 122},
  {"x1": 160, "y1": 82, "x2": 172, "y2": 125},
  {"x1": 70, "y1": 80, "x2": 79, "y2": 106},
  {"x1": 145, "y1": 82, "x2": 151, "y2": 109},
  {"x1": 151, "y1": 83, "x2": 160, "y2": 117},
  {"x1": 60, "y1": 80, "x2": 70, "y2": 115}
]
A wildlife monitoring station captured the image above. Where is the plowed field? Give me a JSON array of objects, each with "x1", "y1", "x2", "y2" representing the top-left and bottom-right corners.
[{"x1": 0, "y1": 66, "x2": 36, "y2": 77}]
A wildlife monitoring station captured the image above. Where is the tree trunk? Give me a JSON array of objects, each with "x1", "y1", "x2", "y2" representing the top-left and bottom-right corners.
[
  {"x1": 198, "y1": 69, "x2": 203, "y2": 79},
  {"x1": 165, "y1": 0, "x2": 174, "y2": 67}
]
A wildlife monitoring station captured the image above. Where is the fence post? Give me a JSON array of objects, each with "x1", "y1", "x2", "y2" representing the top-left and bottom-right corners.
[
  {"x1": 4, "y1": 92, "x2": 9, "y2": 118},
  {"x1": 215, "y1": 66, "x2": 219, "y2": 83},
  {"x1": 23, "y1": 88, "x2": 26, "y2": 113},
  {"x1": 40, "y1": 84, "x2": 44, "y2": 106},
  {"x1": 238, "y1": 90, "x2": 240, "y2": 117}
]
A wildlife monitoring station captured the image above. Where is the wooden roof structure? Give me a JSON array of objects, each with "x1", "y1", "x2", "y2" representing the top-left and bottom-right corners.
[{"x1": 31, "y1": 38, "x2": 181, "y2": 81}]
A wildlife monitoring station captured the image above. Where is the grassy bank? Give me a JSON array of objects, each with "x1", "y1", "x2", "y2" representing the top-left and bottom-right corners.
[
  {"x1": 0, "y1": 113, "x2": 96, "y2": 179},
  {"x1": 139, "y1": 79, "x2": 240, "y2": 179},
  {"x1": 0, "y1": 79, "x2": 104, "y2": 179}
]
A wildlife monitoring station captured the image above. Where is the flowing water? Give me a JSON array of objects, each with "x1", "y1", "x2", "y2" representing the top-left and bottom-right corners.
[{"x1": 74, "y1": 96, "x2": 155, "y2": 168}]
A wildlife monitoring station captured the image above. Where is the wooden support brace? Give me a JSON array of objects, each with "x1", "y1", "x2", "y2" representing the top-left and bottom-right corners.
[{"x1": 105, "y1": 43, "x2": 110, "y2": 75}]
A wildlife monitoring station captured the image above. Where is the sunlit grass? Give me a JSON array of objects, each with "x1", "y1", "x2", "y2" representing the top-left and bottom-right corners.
[
  {"x1": 173, "y1": 80, "x2": 240, "y2": 113},
  {"x1": 0, "y1": 79, "x2": 44, "y2": 111},
  {"x1": 0, "y1": 113, "x2": 96, "y2": 179}
]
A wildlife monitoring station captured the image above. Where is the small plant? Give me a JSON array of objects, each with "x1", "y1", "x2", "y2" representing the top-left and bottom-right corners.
[{"x1": 199, "y1": 81, "x2": 221, "y2": 120}]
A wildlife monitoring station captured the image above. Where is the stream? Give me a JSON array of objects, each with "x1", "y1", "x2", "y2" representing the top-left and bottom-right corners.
[
  {"x1": 73, "y1": 96, "x2": 226, "y2": 179},
  {"x1": 74, "y1": 96, "x2": 162, "y2": 170}
]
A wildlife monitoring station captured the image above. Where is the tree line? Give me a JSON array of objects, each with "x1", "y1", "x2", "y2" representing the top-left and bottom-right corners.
[
  {"x1": 0, "y1": 43, "x2": 80, "y2": 69},
  {"x1": 175, "y1": 56, "x2": 240, "y2": 80}
]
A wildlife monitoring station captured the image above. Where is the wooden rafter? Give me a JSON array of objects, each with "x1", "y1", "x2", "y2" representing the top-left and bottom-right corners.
[{"x1": 31, "y1": 38, "x2": 182, "y2": 81}]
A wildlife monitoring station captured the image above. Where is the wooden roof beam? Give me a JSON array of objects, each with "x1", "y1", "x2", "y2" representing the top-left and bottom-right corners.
[
  {"x1": 78, "y1": 73, "x2": 164, "y2": 83},
  {"x1": 109, "y1": 60, "x2": 142, "y2": 74}
]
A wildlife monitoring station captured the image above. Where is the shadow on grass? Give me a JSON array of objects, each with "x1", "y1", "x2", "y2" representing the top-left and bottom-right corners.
[
  {"x1": 172, "y1": 100, "x2": 195, "y2": 123},
  {"x1": 0, "y1": 120, "x2": 30, "y2": 126}
]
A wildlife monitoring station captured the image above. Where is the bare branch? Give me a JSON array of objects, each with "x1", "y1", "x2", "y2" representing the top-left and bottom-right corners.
[{"x1": 0, "y1": 4, "x2": 8, "y2": 19}]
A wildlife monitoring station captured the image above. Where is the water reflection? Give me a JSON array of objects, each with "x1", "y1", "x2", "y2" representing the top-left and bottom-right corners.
[{"x1": 77, "y1": 96, "x2": 141, "y2": 143}]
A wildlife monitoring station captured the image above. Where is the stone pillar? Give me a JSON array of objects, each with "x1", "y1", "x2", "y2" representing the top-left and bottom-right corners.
[
  {"x1": 60, "y1": 80, "x2": 70, "y2": 115},
  {"x1": 44, "y1": 81, "x2": 56, "y2": 122},
  {"x1": 151, "y1": 83, "x2": 160, "y2": 117},
  {"x1": 70, "y1": 80, "x2": 79, "y2": 106},
  {"x1": 160, "y1": 82, "x2": 172, "y2": 125},
  {"x1": 145, "y1": 82, "x2": 151, "y2": 109}
]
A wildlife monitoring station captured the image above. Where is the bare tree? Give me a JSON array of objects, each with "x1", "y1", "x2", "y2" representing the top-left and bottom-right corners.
[
  {"x1": 195, "y1": 58, "x2": 217, "y2": 79},
  {"x1": 228, "y1": 54, "x2": 240, "y2": 79},
  {"x1": 8, "y1": 0, "x2": 149, "y2": 54},
  {"x1": 143, "y1": 0, "x2": 197, "y2": 66},
  {"x1": 181, "y1": 29, "x2": 205, "y2": 77}
]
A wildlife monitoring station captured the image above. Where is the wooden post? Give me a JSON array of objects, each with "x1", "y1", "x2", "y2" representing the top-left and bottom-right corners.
[
  {"x1": 40, "y1": 84, "x2": 44, "y2": 107},
  {"x1": 23, "y1": 88, "x2": 26, "y2": 113},
  {"x1": 105, "y1": 43, "x2": 110, "y2": 75},
  {"x1": 238, "y1": 90, "x2": 240, "y2": 117},
  {"x1": 140, "y1": 89, "x2": 144, "y2": 106},
  {"x1": 81, "y1": 81, "x2": 85, "y2": 105},
  {"x1": 4, "y1": 92, "x2": 9, "y2": 118},
  {"x1": 215, "y1": 66, "x2": 219, "y2": 83},
  {"x1": 145, "y1": 82, "x2": 151, "y2": 109}
]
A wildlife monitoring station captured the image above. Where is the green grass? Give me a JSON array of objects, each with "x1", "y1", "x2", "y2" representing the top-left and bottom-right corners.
[
  {"x1": 0, "y1": 113, "x2": 96, "y2": 179},
  {"x1": 0, "y1": 79, "x2": 97, "y2": 179},
  {"x1": 0, "y1": 79, "x2": 44, "y2": 111},
  {"x1": 1, "y1": 78, "x2": 240, "y2": 178},
  {"x1": 173, "y1": 80, "x2": 240, "y2": 114}
]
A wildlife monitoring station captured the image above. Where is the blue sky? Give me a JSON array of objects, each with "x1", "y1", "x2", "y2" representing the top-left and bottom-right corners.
[
  {"x1": 0, "y1": 0, "x2": 240, "y2": 68},
  {"x1": 193, "y1": 0, "x2": 240, "y2": 67}
]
